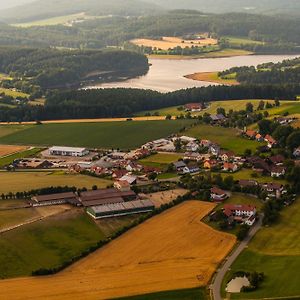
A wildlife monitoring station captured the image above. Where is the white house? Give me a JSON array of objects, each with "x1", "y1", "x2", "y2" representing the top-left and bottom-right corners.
[{"x1": 49, "y1": 146, "x2": 89, "y2": 157}]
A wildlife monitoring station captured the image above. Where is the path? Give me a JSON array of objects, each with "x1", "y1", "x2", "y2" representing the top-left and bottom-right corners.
[{"x1": 210, "y1": 215, "x2": 263, "y2": 300}]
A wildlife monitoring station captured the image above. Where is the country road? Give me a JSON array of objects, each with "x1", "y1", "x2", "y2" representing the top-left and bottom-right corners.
[{"x1": 211, "y1": 215, "x2": 263, "y2": 300}]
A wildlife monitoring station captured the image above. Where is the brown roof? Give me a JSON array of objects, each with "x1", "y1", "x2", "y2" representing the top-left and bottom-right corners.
[
  {"x1": 211, "y1": 187, "x2": 226, "y2": 195},
  {"x1": 239, "y1": 179, "x2": 258, "y2": 187},
  {"x1": 269, "y1": 155, "x2": 285, "y2": 164},
  {"x1": 32, "y1": 192, "x2": 77, "y2": 203}
]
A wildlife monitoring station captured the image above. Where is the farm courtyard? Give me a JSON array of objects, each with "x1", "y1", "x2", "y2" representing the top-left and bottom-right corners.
[{"x1": 0, "y1": 201, "x2": 236, "y2": 300}]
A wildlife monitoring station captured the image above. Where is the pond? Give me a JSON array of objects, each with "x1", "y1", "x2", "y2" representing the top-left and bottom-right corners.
[{"x1": 85, "y1": 54, "x2": 299, "y2": 92}]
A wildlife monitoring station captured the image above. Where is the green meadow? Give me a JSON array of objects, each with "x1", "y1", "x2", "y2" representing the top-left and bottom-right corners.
[{"x1": 0, "y1": 120, "x2": 193, "y2": 150}]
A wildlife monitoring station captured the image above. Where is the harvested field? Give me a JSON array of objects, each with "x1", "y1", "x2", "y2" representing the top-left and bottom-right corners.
[
  {"x1": 0, "y1": 201, "x2": 236, "y2": 300},
  {"x1": 0, "y1": 145, "x2": 28, "y2": 157},
  {"x1": 147, "y1": 188, "x2": 188, "y2": 208},
  {"x1": 131, "y1": 36, "x2": 218, "y2": 50}
]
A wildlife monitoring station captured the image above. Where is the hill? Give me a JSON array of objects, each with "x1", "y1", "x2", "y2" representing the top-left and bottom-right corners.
[
  {"x1": 0, "y1": 0, "x2": 162, "y2": 24},
  {"x1": 146, "y1": 0, "x2": 300, "y2": 16}
]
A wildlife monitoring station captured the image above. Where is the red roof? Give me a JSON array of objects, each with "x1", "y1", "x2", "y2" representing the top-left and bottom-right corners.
[
  {"x1": 224, "y1": 204, "x2": 256, "y2": 213},
  {"x1": 246, "y1": 130, "x2": 257, "y2": 137},
  {"x1": 185, "y1": 103, "x2": 203, "y2": 110},
  {"x1": 265, "y1": 134, "x2": 276, "y2": 144},
  {"x1": 211, "y1": 187, "x2": 226, "y2": 195}
]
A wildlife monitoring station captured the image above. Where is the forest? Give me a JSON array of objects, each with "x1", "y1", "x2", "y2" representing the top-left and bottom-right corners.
[
  {"x1": 0, "y1": 47, "x2": 148, "y2": 94},
  {"x1": 0, "y1": 84, "x2": 299, "y2": 122},
  {"x1": 219, "y1": 57, "x2": 300, "y2": 85},
  {"x1": 0, "y1": 11, "x2": 299, "y2": 51}
]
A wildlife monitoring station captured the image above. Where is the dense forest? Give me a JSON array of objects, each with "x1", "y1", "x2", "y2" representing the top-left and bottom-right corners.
[
  {"x1": 0, "y1": 11, "x2": 299, "y2": 51},
  {"x1": 0, "y1": 47, "x2": 148, "y2": 94},
  {"x1": 219, "y1": 57, "x2": 300, "y2": 85},
  {"x1": 0, "y1": 84, "x2": 299, "y2": 122}
]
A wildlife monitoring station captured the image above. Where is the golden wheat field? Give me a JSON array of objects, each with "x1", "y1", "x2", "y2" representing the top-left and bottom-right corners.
[
  {"x1": 0, "y1": 145, "x2": 28, "y2": 157},
  {"x1": 131, "y1": 36, "x2": 218, "y2": 50},
  {"x1": 0, "y1": 201, "x2": 236, "y2": 300}
]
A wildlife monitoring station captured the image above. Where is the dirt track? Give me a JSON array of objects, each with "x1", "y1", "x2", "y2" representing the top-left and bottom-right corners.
[{"x1": 0, "y1": 201, "x2": 236, "y2": 300}]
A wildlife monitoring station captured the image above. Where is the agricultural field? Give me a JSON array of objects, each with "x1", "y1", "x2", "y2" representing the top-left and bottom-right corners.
[
  {"x1": 224, "y1": 36, "x2": 264, "y2": 46},
  {"x1": 185, "y1": 72, "x2": 238, "y2": 85},
  {"x1": 131, "y1": 36, "x2": 218, "y2": 50},
  {"x1": 0, "y1": 171, "x2": 112, "y2": 194},
  {"x1": 0, "y1": 201, "x2": 236, "y2": 299},
  {"x1": 0, "y1": 205, "x2": 71, "y2": 232},
  {"x1": 116, "y1": 287, "x2": 207, "y2": 300},
  {"x1": 0, "y1": 210, "x2": 104, "y2": 279},
  {"x1": 223, "y1": 199, "x2": 300, "y2": 299},
  {"x1": 0, "y1": 148, "x2": 43, "y2": 167},
  {"x1": 0, "y1": 120, "x2": 193, "y2": 150},
  {"x1": 0, "y1": 145, "x2": 28, "y2": 157},
  {"x1": 0, "y1": 87, "x2": 29, "y2": 98},
  {"x1": 185, "y1": 124, "x2": 261, "y2": 154},
  {"x1": 139, "y1": 153, "x2": 183, "y2": 169}
]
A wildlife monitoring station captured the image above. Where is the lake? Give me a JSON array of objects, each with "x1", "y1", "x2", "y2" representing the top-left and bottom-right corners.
[{"x1": 85, "y1": 54, "x2": 299, "y2": 92}]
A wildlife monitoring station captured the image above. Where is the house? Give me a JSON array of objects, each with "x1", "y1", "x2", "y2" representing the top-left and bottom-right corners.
[
  {"x1": 172, "y1": 160, "x2": 186, "y2": 172},
  {"x1": 49, "y1": 146, "x2": 89, "y2": 157},
  {"x1": 114, "y1": 180, "x2": 131, "y2": 192},
  {"x1": 248, "y1": 156, "x2": 270, "y2": 174},
  {"x1": 185, "y1": 141, "x2": 200, "y2": 152},
  {"x1": 184, "y1": 152, "x2": 209, "y2": 162},
  {"x1": 210, "y1": 187, "x2": 228, "y2": 202},
  {"x1": 269, "y1": 154, "x2": 285, "y2": 166},
  {"x1": 209, "y1": 144, "x2": 221, "y2": 156},
  {"x1": 204, "y1": 159, "x2": 218, "y2": 169},
  {"x1": 274, "y1": 117, "x2": 295, "y2": 125},
  {"x1": 223, "y1": 162, "x2": 238, "y2": 173},
  {"x1": 264, "y1": 135, "x2": 277, "y2": 148},
  {"x1": 112, "y1": 169, "x2": 128, "y2": 179},
  {"x1": 210, "y1": 114, "x2": 226, "y2": 123},
  {"x1": 219, "y1": 150, "x2": 235, "y2": 162},
  {"x1": 239, "y1": 179, "x2": 258, "y2": 188},
  {"x1": 119, "y1": 175, "x2": 137, "y2": 185},
  {"x1": 270, "y1": 166, "x2": 286, "y2": 178},
  {"x1": 293, "y1": 147, "x2": 300, "y2": 158},
  {"x1": 184, "y1": 103, "x2": 203, "y2": 112},
  {"x1": 200, "y1": 139, "x2": 213, "y2": 148},
  {"x1": 31, "y1": 192, "x2": 79, "y2": 207},
  {"x1": 261, "y1": 182, "x2": 286, "y2": 199},
  {"x1": 255, "y1": 133, "x2": 264, "y2": 142},
  {"x1": 245, "y1": 130, "x2": 257, "y2": 139},
  {"x1": 177, "y1": 136, "x2": 197, "y2": 143},
  {"x1": 185, "y1": 163, "x2": 200, "y2": 174},
  {"x1": 223, "y1": 204, "x2": 257, "y2": 226}
]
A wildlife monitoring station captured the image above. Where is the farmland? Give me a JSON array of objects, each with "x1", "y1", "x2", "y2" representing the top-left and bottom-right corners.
[
  {"x1": 0, "y1": 201, "x2": 236, "y2": 300},
  {"x1": 131, "y1": 36, "x2": 218, "y2": 51},
  {"x1": 0, "y1": 120, "x2": 193, "y2": 150},
  {"x1": 0, "y1": 87, "x2": 29, "y2": 98},
  {"x1": 0, "y1": 171, "x2": 112, "y2": 194},
  {"x1": 224, "y1": 36, "x2": 264, "y2": 46},
  {"x1": 185, "y1": 72, "x2": 238, "y2": 85},
  {"x1": 223, "y1": 199, "x2": 300, "y2": 299},
  {"x1": 139, "y1": 153, "x2": 183, "y2": 168},
  {"x1": 0, "y1": 210, "x2": 104, "y2": 279},
  {"x1": 185, "y1": 124, "x2": 261, "y2": 154},
  {"x1": 0, "y1": 145, "x2": 28, "y2": 157}
]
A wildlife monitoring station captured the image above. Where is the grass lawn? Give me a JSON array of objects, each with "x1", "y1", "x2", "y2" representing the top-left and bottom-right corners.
[
  {"x1": 217, "y1": 169, "x2": 287, "y2": 185},
  {"x1": 136, "y1": 106, "x2": 184, "y2": 117},
  {"x1": 114, "y1": 287, "x2": 207, "y2": 300},
  {"x1": 0, "y1": 88, "x2": 29, "y2": 98},
  {"x1": 0, "y1": 147, "x2": 43, "y2": 167},
  {"x1": 157, "y1": 172, "x2": 178, "y2": 180},
  {"x1": 224, "y1": 193, "x2": 263, "y2": 211},
  {"x1": 0, "y1": 171, "x2": 112, "y2": 194},
  {"x1": 185, "y1": 124, "x2": 261, "y2": 154},
  {"x1": 185, "y1": 72, "x2": 238, "y2": 85},
  {"x1": 0, "y1": 124, "x2": 30, "y2": 138},
  {"x1": 223, "y1": 199, "x2": 300, "y2": 299},
  {"x1": 0, "y1": 120, "x2": 193, "y2": 150},
  {"x1": 140, "y1": 153, "x2": 182, "y2": 165},
  {"x1": 0, "y1": 210, "x2": 104, "y2": 279}
]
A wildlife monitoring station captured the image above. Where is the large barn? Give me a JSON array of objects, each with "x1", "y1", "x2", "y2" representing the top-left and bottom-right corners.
[{"x1": 49, "y1": 146, "x2": 89, "y2": 157}]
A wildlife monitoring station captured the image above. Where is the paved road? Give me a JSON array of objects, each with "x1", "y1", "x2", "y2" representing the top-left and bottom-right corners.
[{"x1": 211, "y1": 215, "x2": 263, "y2": 300}]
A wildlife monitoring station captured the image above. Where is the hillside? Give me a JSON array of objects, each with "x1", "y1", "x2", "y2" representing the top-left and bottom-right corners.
[
  {"x1": 0, "y1": 0, "x2": 162, "y2": 24},
  {"x1": 146, "y1": 0, "x2": 300, "y2": 16}
]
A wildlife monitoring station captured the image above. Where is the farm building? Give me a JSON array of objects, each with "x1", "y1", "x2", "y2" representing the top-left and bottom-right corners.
[
  {"x1": 184, "y1": 103, "x2": 204, "y2": 112},
  {"x1": 31, "y1": 192, "x2": 79, "y2": 207},
  {"x1": 49, "y1": 146, "x2": 89, "y2": 157},
  {"x1": 87, "y1": 199, "x2": 155, "y2": 219},
  {"x1": 211, "y1": 187, "x2": 228, "y2": 202},
  {"x1": 79, "y1": 188, "x2": 137, "y2": 207}
]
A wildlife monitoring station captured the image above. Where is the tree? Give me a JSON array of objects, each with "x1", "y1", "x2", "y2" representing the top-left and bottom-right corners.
[
  {"x1": 286, "y1": 131, "x2": 300, "y2": 150},
  {"x1": 174, "y1": 139, "x2": 182, "y2": 152},
  {"x1": 237, "y1": 224, "x2": 250, "y2": 240},
  {"x1": 217, "y1": 107, "x2": 226, "y2": 116},
  {"x1": 246, "y1": 102, "x2": 254, "y2": 113},
  {"x1": 165, "y1": 114, "x2": 172, "y2": 120},
  {"x1": 257, "y1": 100, "x2": 265, "y2": 110},
  {"x1": 258, "y1": 119, "x2": 273, "y2": 135},
  {"x1": 274, "y1": 99, "x2": 280, "y2": 107}
]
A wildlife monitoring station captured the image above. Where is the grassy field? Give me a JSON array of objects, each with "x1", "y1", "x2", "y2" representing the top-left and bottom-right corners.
[
  {"x1": 0, "y1": 88, "x2": 29, "y2": 98},
  {"x1": 185, "y1": 72, "x2": 238, "y2": 85},
  {"x1": 114, "y1": 287, "x2": 207, "y2": 300},
  {"x1": 225, "y1": 36, "x2": 264, "y2": 46},
  {"x1": 223, "y1": 199, "x2": 300, "y2": 299},
  {"x1": 223, "y1": 193, "x2": 263, "y2": 210},
  {"x1": 0, "y1": 147, "x2": 43, "y2": 167},
  {"x1": 0, "y1": 201, "x2": 236, "y2": 299},
  {"x1": 0, "y1": 210, "x2": 104, "y2": 279},
  {"x1": 139, "y1": 153, "x2": 183, "y2": 169},
  {"x1": 185, "y1": 124, "x2": 261, "y2": 154},
  {"x1": 0, "y1": 171, "x2": 112, "y2": 194},
  {"x1": 217, "y1": 168, "x2": 287, "y2": 185},
  {"x1": 0, "y1": 125, "x2": 29, "y2": 138},
  {"x1": 0, "y1": 120, "x2": 193, "y2": 150}
]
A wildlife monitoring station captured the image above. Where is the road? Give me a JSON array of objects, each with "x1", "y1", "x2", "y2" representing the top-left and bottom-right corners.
[{"x1": 211, "y1": 215, "x2": 263, "y2": 300}]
